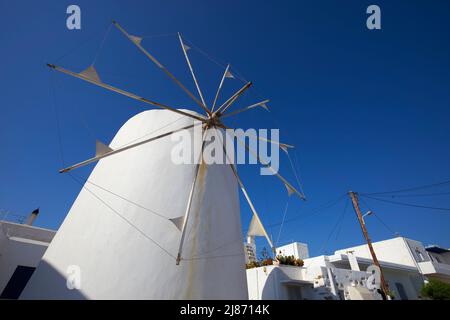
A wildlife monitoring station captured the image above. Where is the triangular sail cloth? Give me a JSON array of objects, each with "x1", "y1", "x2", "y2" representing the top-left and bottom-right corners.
[
  {"x1": 247, "y1": 214, "x2": 266, "y2": 237},
  {"x1": 95, "y1": 140, "x2": 113, "y2": 157},
  {"x1": 260, "y1": 102, "x2": 269, "y2": 111},
  {"x1": 129, "y1": 35, "x2": 143, "y2": 45},
  {"x1": 225, "y1": 70, "x2": 234, "y2": 79},
  {"x1": 79, "y1": 65, "x2": 101, "y2": 83},
  {"x1": 170, "y1": 216, "x2": 185, "y2": 231}
]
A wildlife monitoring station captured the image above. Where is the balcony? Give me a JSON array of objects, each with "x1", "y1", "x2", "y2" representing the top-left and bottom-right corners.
[{"x1": 418, "y1": 260, "x2": 450, "y2": 277}]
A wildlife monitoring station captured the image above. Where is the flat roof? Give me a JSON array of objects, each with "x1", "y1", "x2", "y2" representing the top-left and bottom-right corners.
[{"x1": 330, "y1": 254, "x2": 418, "y2": 272}]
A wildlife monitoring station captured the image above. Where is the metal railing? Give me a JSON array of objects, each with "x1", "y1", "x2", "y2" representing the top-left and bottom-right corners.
[{"x1": 0, "y1": 209, "x2": 27, "y2": 224}]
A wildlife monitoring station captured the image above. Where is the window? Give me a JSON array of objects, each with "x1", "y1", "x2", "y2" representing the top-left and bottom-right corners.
[
  {"x1": 415, "y1": 248, "x2": 425, "y2": 262},
  {"x1": 395, "y1": 282, "x2": 408, "y2": 300},
  {"x1": 287, "y1": 286, "x2": 303, "y2": 300},
  {"x1": 0, "y1": 265, "x2": 36, "y2": 299}
]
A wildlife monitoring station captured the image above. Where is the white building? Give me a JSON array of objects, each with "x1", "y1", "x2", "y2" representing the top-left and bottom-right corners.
[
  {"x1": 247, "y1": 236, "x2": 450, "y2": 300},
  {"x1": 334, "y1": 237, "x2": 450, "y2": 290},
  {"x1": 246, "y1": 258, "x2": 381, "y2": 300},
  {"x1": 422, "y1": 245, "x2": 450, "y2": 284},
  {"x1": 0, "y1": 219, "x2": 56, "y2": 299},
  {"x1": 276, "y1": 242, "x2": 309, "y2": 260},
  {"x1": 244, "y1": 236, "x2": 257, "y2": 264}
]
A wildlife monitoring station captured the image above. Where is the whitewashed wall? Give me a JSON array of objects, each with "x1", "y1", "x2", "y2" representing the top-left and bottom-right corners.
[
  {"x1": 335, "y1": 237, "x2": 420, "y2": 267},
  {"x1": 21, "y1": 110, "x2": 247, "y2": 299},
  {"x1": 0, "y1": 222, "x2": 55, "y2": 293},
  {"x1": 276, "y1": 242, "x2": 309, "y2": 260}
]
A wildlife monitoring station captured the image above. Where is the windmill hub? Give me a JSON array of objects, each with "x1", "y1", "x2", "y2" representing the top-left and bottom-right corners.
[{"x1": 206, "y1": 113, "x2": 224, "y2": 129}]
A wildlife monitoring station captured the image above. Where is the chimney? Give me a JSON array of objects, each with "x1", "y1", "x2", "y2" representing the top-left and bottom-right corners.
[{"x1": 25, "y1": 208, "x2": 39, "y2": 226}]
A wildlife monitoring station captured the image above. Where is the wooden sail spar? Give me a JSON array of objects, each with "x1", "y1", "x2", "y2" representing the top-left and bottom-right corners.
[
  {"x1": 236, "y1": 135, "x2": 305, "y2": 200},
  {"x1": 47, "y1": 64, "x2": 206, "y2": 122},
  {"x1": 175, "y1": 129, "x2": 208, "y2": 265},
  {"x1": 218, "y1": 131, "x2": 275, "y2": 252},
  {"x1": 112, "y1": 21, "x2": 210, "y2": 115},
  {"x1": 59, "y1": 123, "x2": 202, "y2": 173},
  {"x1": 221, "y1": 99, "x2": 270, "y2": 118},
  {"x1": 211, "y1": 64, "x2": 231, "y2": 112},
  {"x1": 178, "y1": 33, "x2": 208, "y2": 111},
  {"x1": 215, "y1": 81, "x2": 252, "y2": 115}
]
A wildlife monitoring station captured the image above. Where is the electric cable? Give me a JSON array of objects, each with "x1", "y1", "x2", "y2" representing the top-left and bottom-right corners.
[{"x1": 361, "y1": 195, "x2": 450, "y2": 213}]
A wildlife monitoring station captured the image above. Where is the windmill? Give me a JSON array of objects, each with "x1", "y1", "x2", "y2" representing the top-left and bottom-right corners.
[{"x1": 22, "y1": 21, "x2": 305, "y2": 299}]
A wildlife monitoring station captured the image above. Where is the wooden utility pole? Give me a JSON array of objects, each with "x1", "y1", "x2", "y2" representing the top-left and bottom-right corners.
[{"x1": 348, "y1": 191, "x2": 390, "y2": 300}]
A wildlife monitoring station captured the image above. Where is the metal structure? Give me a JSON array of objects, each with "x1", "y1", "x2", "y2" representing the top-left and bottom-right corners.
[{"x1": 47, "y1": 21, "x2": 306, "y2": 265}]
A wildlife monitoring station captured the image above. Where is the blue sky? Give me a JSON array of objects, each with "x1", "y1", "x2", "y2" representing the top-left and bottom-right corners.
[{"x1": 1, "y1": 0, "x2": 450, "y2": 257}]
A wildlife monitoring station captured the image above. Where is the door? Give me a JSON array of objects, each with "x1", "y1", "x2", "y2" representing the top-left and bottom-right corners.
[{"x1": 0, "y1": 265, "x2": 36, "y2": 299}]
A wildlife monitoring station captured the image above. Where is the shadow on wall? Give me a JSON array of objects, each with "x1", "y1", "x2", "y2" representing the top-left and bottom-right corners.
[
  {"x1": 19, "y1": 260, "x2": 87, "y2": 300},
  {"x1": 261, "y1": 267, "x2": 290, "y2": 300},
  {"x1": 260, "y1": 266, "x2": 313, "y2": 300}
]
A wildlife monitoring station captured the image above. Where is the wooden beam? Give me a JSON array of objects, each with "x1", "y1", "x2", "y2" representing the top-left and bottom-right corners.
[
  {"x1": 215, "y1": 82, "x2": 252, "y2": 115},
  {"x1": 221, "y1": 99, "x2": 270, "y2": 118},
  {"x1": 112, "y1": 21, "x2": 209, "y2": 114},
  {"x1": 178, "y1": 33, "x2": 209, "y2": 114},
  {"x1": 59, "y1": 123, "x2": 201, "y2": 173},
  {"x1": 211, "y1": 64, "x2": 231, "y2": 113},
  {"x1": 176, "y1": 129, "x2": 208, "y2": 265},
  {"x1": 47, "y1": 63, "x2": 206, "y2": 122}
]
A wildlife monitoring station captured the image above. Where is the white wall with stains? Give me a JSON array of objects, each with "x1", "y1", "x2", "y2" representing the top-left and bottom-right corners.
[{"x1": 21, "y1": 110, "x2": 247, "y2": 299}]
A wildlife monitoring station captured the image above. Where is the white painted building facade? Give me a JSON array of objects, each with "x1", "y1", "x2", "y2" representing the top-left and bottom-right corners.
[
  {"x1": 246, "y1": 236, "x2": 450, "y2": 300},
  {"x1": 421, "y1": 246, "x2": 450, "y2": 284},
  {"x1": 246, "y1": 260, "x2": 381, "y2": 300},
  {"x1": 276, "y1": 242, "x2": 309, "y2": 260},
  {"x1": 0, "y1": 220, "x2": 55, "y2": 299}
]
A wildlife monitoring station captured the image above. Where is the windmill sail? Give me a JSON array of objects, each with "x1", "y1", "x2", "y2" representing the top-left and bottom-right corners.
[
  {"x1": 95, "y1": 140, "x2": 113, "y2": 157},
  {"x1": 169, "y1": 216, "x2": 185, "y2": 231},
  {"x1": 129, "y1": 35, "x2": 143, "y2": 45},
  {"x1": 25, "y1": 20, "x2": 305, "y2": 299},
  {"x1": 247, "y1": 214, "x2": 266, "y2": 237},
  {"x1": 79, "y1": 65, "x2": 101, "y2": 82}
]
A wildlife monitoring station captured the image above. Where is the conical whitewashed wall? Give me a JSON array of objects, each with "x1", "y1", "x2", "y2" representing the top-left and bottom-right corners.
[{"x1": 21, "y1": 110, "x2": 247, "y2": 299}]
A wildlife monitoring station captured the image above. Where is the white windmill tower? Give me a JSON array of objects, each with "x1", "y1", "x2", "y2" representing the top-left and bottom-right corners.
[{"x1": 21, "y1": 21, "x2": 305, "y2": 299}]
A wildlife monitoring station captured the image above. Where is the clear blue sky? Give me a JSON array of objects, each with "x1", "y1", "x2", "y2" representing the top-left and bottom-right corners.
[{"x1": 1, "y1": 0, "x2": 450, "y2": 257}]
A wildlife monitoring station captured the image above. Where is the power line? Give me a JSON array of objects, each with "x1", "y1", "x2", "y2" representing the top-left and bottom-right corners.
[
  {"x1": 361, "y1": 194, "x2": 450, "y2": 213},
  {"x1": 358, "y1": 196, "x2": 397, "y2": 236},
  {"x1": 275, "y1": 198, "x2": 290, "y2": 246},
  {"x1": 319, "y1": 198, "x2": 349, "y2": 254},
  {"x1": 334, "y1": 199, "x2": 349, "y2": 240},
  {"x1": 372, "y1": 213, "x2": 397, "y2": 236},
  {"x1": 368, "y1": 191, "x2": 450, "y2": 198},
  {"x1": 265, "y1": 193, "x2": 347, "y2": 228},
  {"x1": 362, "y1": 179, "x2": 450, "y2": 196}
]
